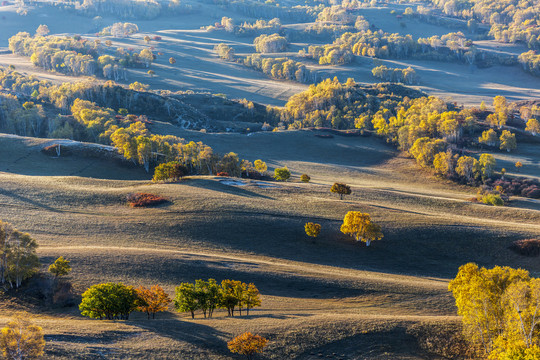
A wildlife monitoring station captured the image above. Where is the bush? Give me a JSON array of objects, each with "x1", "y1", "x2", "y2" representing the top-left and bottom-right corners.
[
  {"x1": 481, "y1": 193, "x2": 504, "y2": 206},
  {"x1": 274, "y1": 167, "x2": 291, "y2": 181},
  {"x1": 217, "y1": 172, "x2": 229, "y2": 177},
  {"x1": 126, "y1": 193, "x2": 168, "y2": 207},
  {"x1": 300, "y1": 174, "x2": 310, "y2": 182},
  {"x1": 509, "y1": 239, "x2": 540, "y2": 257}
]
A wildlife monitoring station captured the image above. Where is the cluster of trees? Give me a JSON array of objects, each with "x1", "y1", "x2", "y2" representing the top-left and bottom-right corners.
[
  {"x1": 243, "y1": 55, "x2": 315, "y2": 83},
  {"x1": 254, "y1": 34, "x2": 288, "y2": 53},
  {"x1": 214, "y1": 43, "x2": 235, "y2": 61},
  {"x1": 0, "y1": 220, "x2": 39, "y2": 289},
  {"x1": 80, "y1": 283, "x2": 172, "y2": 320},
  {"x1": 518, "y1": 50, "x2": 540, "y2": 77},
  {"x1": 303, "y1": 29, "x2": 512, "y2": 67},
  {"x1": 478, "y1": 128, "x2": 517, "y2": 152},
  {"x1": 429, "y1": 0, "x2": 540, "y2": 50},
  {"x1": 371, "y1": 65, "x2": 418, "y2": 84},
  {"x1": 206, "y1": 17, "x2": 282, "y2": 37},
  {"x1": 174, "y1": 279, "x2": 261, "y2": 318},
  {"x1": 280, "y1": 77, "x2": 423, "y2": 129},
  {"x1": 304, "y1": 43, "x2": 353, "y2": 65},
  {"x1": 449, "y1": 263, "x2": 540, "y2": 358},
  {"x1": 76, "y1": 0, "x2": 194, "y2": 19},
  {"x1": 8, "y1": 32, "x2": 154, "y2": 78},
  {"x1": 99, "y1": 22, "x2": 139, "y2": 37},
  {"x1": 198, "y1": 0, "x2": 316, "y2": 22}
]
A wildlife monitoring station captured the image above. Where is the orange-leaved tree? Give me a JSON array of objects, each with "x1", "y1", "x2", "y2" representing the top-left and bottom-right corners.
[
  {"x1": 340, "y1": 211, "x2": 383, "y2": 246},
  {"x1": 136, "y1": 285, "x2": 172, "y2": 319},
  {"x1": 227, "y1": 332, "x2": 268, "y2": 360}
]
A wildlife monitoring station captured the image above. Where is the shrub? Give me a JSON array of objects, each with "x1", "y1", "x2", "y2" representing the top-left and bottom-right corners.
[
  {"x1": 228, "y1": 332, "x2": 268, "y2": 359},
  {"x1": 217, "y1": 172, "x2": 229, "y2": 177},
  {"x1": 300, "y1": 174, "x2": 310, "y2": 182},
  {"x1": 509, "y1": 239, "x2": 540, "y2": 257},
  {"x1": 48, "y1": 256, "x2": 71, "y2": 278},
  {"x1": 126, "y1": 193, "x2": 168, "y2": 207},
  {"x1": 481, "y1": 193, "x2": 504, "y2": 206},
  {"x1": 274, "y1": 167, "x2": 291, "y2": 181}
]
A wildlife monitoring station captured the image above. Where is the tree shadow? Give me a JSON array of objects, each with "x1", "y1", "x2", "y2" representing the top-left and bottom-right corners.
[
  {"x1": 0, "y1": 187, "x2": 62, "y2": 213},
  {"x1": 184, "y1": 178, "x2": 274, "y2": 200}
]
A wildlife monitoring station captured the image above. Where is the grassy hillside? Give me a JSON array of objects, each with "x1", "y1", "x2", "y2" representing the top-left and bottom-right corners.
[{"x1": 0, "y1": 131, "x2": 539, "y2": 359}]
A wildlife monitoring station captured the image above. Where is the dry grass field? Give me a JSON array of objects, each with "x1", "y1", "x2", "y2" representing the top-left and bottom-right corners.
[{"x1": 0, "y1": 130, "x2": 539, "y2": 359}]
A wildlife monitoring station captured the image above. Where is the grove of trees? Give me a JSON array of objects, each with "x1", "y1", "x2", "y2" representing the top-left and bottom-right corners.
[
  {"x1": 449, "y1": 263, "x2": 540, "y2": 358},
  {"x1": 174, "y1": 279, "x2": 261, "y2": 318},
  {"x1": 253, "y1": 34, "x2": 288, "y2": 53}
]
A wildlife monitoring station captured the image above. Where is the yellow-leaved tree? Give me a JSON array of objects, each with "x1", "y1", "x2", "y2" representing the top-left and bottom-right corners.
[
  {"x1": 448, "y1": 263, "x2": 540, "y2": 358},
  {"x1": 0, "y1": 315, "x2": 45, "y2": 360},
  {"x1": 340, "y1": 211, "x2": 383, "y2": 246}
]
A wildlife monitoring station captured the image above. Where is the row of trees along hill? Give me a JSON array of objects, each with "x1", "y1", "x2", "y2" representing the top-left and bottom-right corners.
[
  {"x1": 213, "y1": 44, "x2": 316, "y2": 84},
  {"x1": 8, "y1": 31, "x2": 154, "y2": 79},
  {"x1": 371, "y1": 65, "x2": 418, "y2": 84},
  {"x1": 205, "y1": 17, "x2": 282, "y2": 37},
  {"x1": 301, "y1": 30, "x2": 515, "y2": 67},
  {"x1": 428, "y1": 0, "x2": 540, "y2": 50},
  {"x1": 197, "y1": 0, "x2": 316, "y2": 21},
  {"x1": 74, "y1": 0, "x2": 195, "y2": 20},
  {"x1": 174, "y1": 279, "x2": 261, "y2": 318},
  {"x1": 450, "y1": 263, "x2": 540, "y2": 358},
  {"x1": 79, "y1": 279, "x2": 261, "y2": 320}
]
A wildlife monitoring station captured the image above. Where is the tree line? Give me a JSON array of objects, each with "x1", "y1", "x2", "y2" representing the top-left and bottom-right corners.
[
  {"x1": 8, "y1": 31, "x2": 154, "y2": 79},
  {"x1": 371, "y1": 65, "x2": 418, "y2": 84},
  {"x1": 79, "y1": 279, "x2": 262, "y2": 320}
]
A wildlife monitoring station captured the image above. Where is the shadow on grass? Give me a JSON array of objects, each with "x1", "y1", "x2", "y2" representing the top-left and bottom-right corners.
[
  {"x1": 0, "y1": 188, "x2": 61, "y2": 213},
  {"x1": 184, "y1": 178, "x2": 274, "y2": 200}
]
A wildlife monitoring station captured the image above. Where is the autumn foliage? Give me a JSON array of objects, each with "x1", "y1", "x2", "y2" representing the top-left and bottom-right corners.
[
  {"x1": 127, "y1": 193, "x2": 168, "y2": 207},
  {"x1": 449, "y1": 263, "x2": 540, "y2": 358},
  {"x1": 136, "y1": 285, "x2": 172, "y2": 319},
  {"x1": 0, "y1": 316, "x2": 45, "y2": 360},
  {"x1": 227, "y1": 332, "x2": 268, "y2": 360},
  {"x1": 340, "y1": 211, "x2": 383, "y2": 246},
  {"x1": 304, "y1": 222, "x2": 321, "y2": 238}
]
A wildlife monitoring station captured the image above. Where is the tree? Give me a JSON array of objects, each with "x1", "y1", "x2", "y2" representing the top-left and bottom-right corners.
[
  {"x1": 144, "y1": 35, "x2": 151, "y2": 43},
  {"x1": 273, "y1": 167, "x2": 290, "y2": 181},
  {"x1": 35, "y1": 25, "x2": 49, "y2": 36},
  {"x1": 304, "y1": 222, "x2": 321, "y2": 239},
  {"x1": 500, "y1": 130, "x2": 517, "y2": 152},
  {"x1": 0, "y1": 221, "x2": 39, "y2": 289},
  {"x1": 478, "y1": 153, "x2": 496, "y2": 180},
  {"x1": 525, "y1": 118, "x2": 540, "y2": 135},
  {"x1": 330, "y1": 183, "x2": 351, "y2": 200},
  {"x1": 242, "y1": 283, "x2": 261, "y2": 316},
  {"x1": 48, "y1": 256, "x2": 71, "y2": 278},
  {"x1": 253, "y1": 159, "x2": 267, "y2": 175},
  {"x1": 174, "y1": 282, "x2": 198, "y2": 319},
  {"x1": 515, "y1": 161, "x2": 523, "y2": 172},
  {"x1": 219, "y1": 279, "x2": 243, "y2": 317},
  {"x1": 493, "y1": 96, "x2": 507, "y2": 115},
  {"x1": 0, "y1": 316, "x2": 45, "y2": 360},
  {"x1": 340, "y1": 211, "x2": 383, "y2": 246},
  {"x1": 228, "y1": 332, "x2": 268, "y2": 360},
  {"x1": 478, "y1": 129, "x2": 498, "y2": 147},
  {"x1": 194, "y1": 279, "x2": 220, "y2": 318},
  {"x1": 147, "y1": 70, "x2": 155, "y2": 77},
  {"x1": 456, "y1": 156, "x2": 478, "y2": 183},
  {"x1": 153, "y1": 161, "x2": 188, "y2": 182},
  {"x1": 300, "y1": 174, "x2": 310, "y2": 183},
  {"x1": 79, "y1": 283, "x2": 139, "y2": 320},
  {"x1": 136, "y1": 285, "x2": 171, "y2": 319},
  {"x1": 169, "y1": 57, "x2": 176, "y2": 65}
]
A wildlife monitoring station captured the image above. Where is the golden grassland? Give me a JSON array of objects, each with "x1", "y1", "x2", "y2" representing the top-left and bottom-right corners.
[{"x1": 0, "y1": 131, "x2": 539, "y2": 358}]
